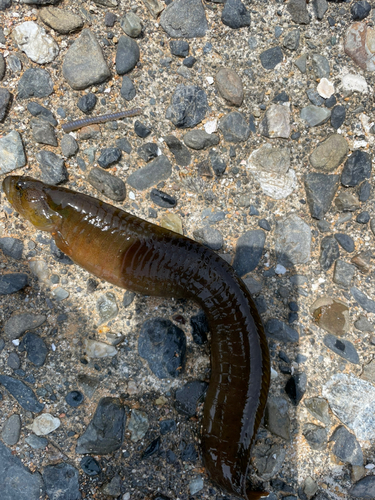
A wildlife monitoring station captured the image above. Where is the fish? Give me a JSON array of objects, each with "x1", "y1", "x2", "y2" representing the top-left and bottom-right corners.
[{"x1": 2, "y1": 175, "x2": 270, "y2": 499}]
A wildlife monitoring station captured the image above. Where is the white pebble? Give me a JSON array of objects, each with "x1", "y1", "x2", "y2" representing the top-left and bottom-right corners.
[{"x1": 317, "y1": 78, "x2": 335, "y2": 98}]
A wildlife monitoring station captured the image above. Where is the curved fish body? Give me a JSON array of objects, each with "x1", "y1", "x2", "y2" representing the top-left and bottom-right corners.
[{"x1": 2, "y1": 176, "x2": 270, "y2": 499}]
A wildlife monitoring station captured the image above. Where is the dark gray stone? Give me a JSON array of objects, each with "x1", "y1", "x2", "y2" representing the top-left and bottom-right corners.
[
  {"x1": 97, "y1": 148, "x2": 122, "y2": 168},
  {"x1": 116, "y1": 137, "x2": 132, "y2": 154},
  {"x1": 65, "y1": 390, "x2": 84, "y2": 408},
  {"x1": 323, "y1": 334, "x2": 360, "y2": 364},
  {"x1": 356, "y1": 211, "x2": 370, "y2": 224},
  {"x1": 30, "y1": 118, "x2": 57, "y2": 146},
  {"x1": 351, "y1": 1, "x2": 371, "y2": 21},
  {"x1": 150, "y1": 188, "x2": 177, "y2": 208},
  {"x1": 137, "y1": 143, "x2": 158, "y2": 162},
  {"x1": 333, "y1": 260, "x2": 355, "y2": 289},
  {"x1": 304, "y1": 397, "x2": 330, "y2": 425},
  {"x1": 260, "y1": 46, "x2": 284, "y2": 70},
  {"x1": 0, "y1": 237, "x2": 23, "y2": 260},
  {"x1": 76, "y1": 397, "x2": 126, "y2": 454},
  {"x1": 164, "y1": 135, "x2": 191, "y2": 166},
  {"x1": 221, "y1": 0, "x2": 250, "y2": 29},
  {"x1": 358, "y1": 180, "x2": 371, "y2": 202},
  {"x1": 331, "y1": 105, "x2": 346, "y2": 129},
  {"x1": 193, "y1": 226, "x2": 224, "y2": 251},
  {"x1": 334, "y1": 191, "x2": 360, "y2": 212},
  {"x1": 80, "y1": 456, "x2": 101, "y2": 476},
  {"x1": 303, "y1": 423, "x2": 327, "y2": 450},
  {"x1": 319, "y1": 236, "x2": 340, "y2": 271},
  {"x1": 77, "y1": 93, "x2": 97, "y2": 113},
  {"x1": 287, "y1": 0, "x2": 310, "y2": 24},
  {"x1": 43, "y1": 463, "x2": 81, "y2": 500},
  {"x1": 160, "y1": 0, "x2": 208, "y2": 38},
  {"x1": 0, "y1": 441, "x2": 44, "y2": 499},
  {"x1": 0, "y1": 273, "x2": 29, "y2": 295},
  {"x1": 127, "y1": 156, "x2": 172, "y2": 190},
  {"x1": 334, "y1": 233, "x2": 355, "y2": 253},
  {"x1": 120, "y1": 76, "x2": 136, "y2": 100},
  {"x1": 4, "y1": 313, "x2": 46, "y2": 340},
  {"x1": 28, "y1": 102, "x2": 57, "y2": 125},
  {"x1": 266, "y1": 319, "x2": 299, "y2": 343},
  {"x1": 17, "y1": 68, "x2": 54, "y2": 99},
  {"x1": 349, "y1": 476, "x2": 375, "y2": 498},
  {"x1": 0, "y1": 87, "x2": 11, "y2": 121},
  {"x1": 61, "y1": 134, "x2": 78, "y2": 158},
  {"x1": 138, "y1": 318, "x2": 186, "y2": 378},
  {"x1": 0, "y1": 53, "x2": 5, "y2": 80},
  {"x1": 166, "y1": 85, "x2": 208, "y2": 128},
  {"x1": 175, "y1": 380, "x2": 208, "y2": 416},
  {"x1": 7, "y1": 352, "x2": 21, "y2": 370},
  {"x1": 300, "y1": 105, "x2": 331, "y2": 127},
  {"x1": 190, "y1": 311, "x2": 209, "y2": 345},
  {"x1": 264, "y1": 396, "x2": 290, "y2": 440},
  {"x1": 25, "y1": 434, "x2": 48, "y2": 449},
  {"x1": 285, "y1": 372, "x2": 307, "y2": 405},
  {"x1": 115, "y1": 35, "x2": 140, "y2": 75},
  {"x1": 88, "y1": 167, "x2": 126, "y2": 202},
  {"x1": 0, "y1": 375, "x2": 44, "y2": 412},
  {"x1": 351, "y1": 287, "x2": 375, "y2": 313},
  {"x1": 341, "y1": 150, "x2": 372, "y2": 187},
  {"x1": 37, "y1": 150, "x2": 68, "y2": 184},
  {"x1": 18, "y1": 332, "x2": 48, "y2": 366},
  {"x1": 306, "y1": 88, "x2": 325, "y2": 106},
  {"x1": 170, "y1": 40, "x2": 189, "y2": 57},
  {"x1": 183, "y1": 130, "x2": 220, "y2": 149},
  {"x1": 209, "y1": 149, "x2": 226, "y2": 176},
  {"x1": 312, "y1": 0, "x2": 328, "y2": 19},
  {"x1": 134, "y1": 120, "x2": 151, "y2": 138},
  {"x1": 218, "y1": 111, "x2": 251, "y2": 142},
  {"x1": 304, "y1": 173, "x2": 340, "y2": 220},
  {"x1": 232, "y1": 229, "x2": 265, "y2": 276},
  {"x1": 330, "y1": 425, "x2": 363, "y2": 465}
]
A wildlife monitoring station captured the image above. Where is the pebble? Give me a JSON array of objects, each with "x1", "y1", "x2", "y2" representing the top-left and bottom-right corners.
[
  {"x1": 19, "y1": 332, "x2": 48, "y2": 366},
  {"x1": 285, "y1": 372, "x2": 307, "y2": 405},
  {"x1": 160, "y1": 213, "x2": 183, "y2": 234},
  {"x1": 323, "y1": 374, "x2": 375, "y2": 441},
  {"x1": 351, "y1": 1, "x2": 371, "y2": 21},
  {"x1": 88, "y1": 167, "x2": 126, "y2": 201},
  {"x1": 304, "y1": 476, "x2": 319, "y2": 498},
  {"x1": 150, "y1": 188, "x2": 177, "y2": 208},
  {"x1": 0, "y1": 88, "x2": 11, "y2": 122},
  {"x1": 32, "y1": 413, "x2": 60, "y2": 436},
  {"x1": 317, "y1": 78, "x2": 334, "y2": 99},
  {"x1": 85, "y1": 339, "x2": 117, "y2": 358},
  {"x1": 76, "y1": 397, "x2": 126, "y2": 453},
  {"x1": 193, "y1": 226, "x2": 224, "y2": 251},
  {"x1": 311, "y1": 297, "x2": 350, "y2": 336},
  {"x1": 303, "y1": 423, "x2": 327, "y2": 450},
  {"x1": 232, "y1": 229, "x2": 265, "y2": 276},
  {"x1": 174, "y1": 380, "x2": 208, "y2": 416},
  {"x1": 341, "y1": 73, "x2": 368, "y2": 93},
  {"x1": 0, "y1": 273, "x2": 29, "y2": 295},
  {"x1": 287, "y1": 0, "x2": 310, "y2": 24},
  {"x1": 0, "y1": 441, "x2": 44, "y2": 500},
  {"x1": 0, "y1": 54, "x2": 5, "y2": 81},
  {"x1": 127, "y1": 156, "x2": 172, "y2": 190},
  {"x1": 128, "y1": 409, "x2": 149, "y2": 442},
  {"x1": 349, "y1": 476, "x2": 375, "y2": 498},
  {"x1": 264, "y1": 396, "x2": 290, "y2": 440},
  {"x1": 37, "y1": 150, "x2": 68, "y2": 184},
  {"x1": 309, "y1": 134, "x2": 348, "y2": 172},
  {"x1": 341, "y1": 150, "x2": 372, "y2": 187},
  {"x1": 319, "y1": 235, "x2": 340, "y2": 271},
  {"x1": 219, "y1": 111, "x2": 251, "y2": 142},
  {"x1": 25, "y1": 434, "x2": 48, "y2": 449},
  {"x1": 18, "y1": 68, "x2": 54, "y2": 99},
  {"x1": 134, "y1": 120, "x2": 151, "y2": 138},
  {"x1": 260, "y1": 104, "x2": 290, "y2": 139},
  {"x1": 1, "y1": 413, "x2": 21, "y2": 445},
  {"x1": 330, "y1": 105, "x2": 346, "y2": 130},
  {"x1": 351, "y1": 286, "x2": 375, "y2": 313},
  {"x1": 102, "y1": 474, "x2": 122, "y2": 497},
  {"x1": 65, "y1": 390, "x2": 84, "y2": 407},
  {"x1": 159, "y1": 419, "x2": 177, "y2": 435},
  {"x1": 0, "y1": 130, "x2": 27, "y2": 174},
  {"x1": 294, "y1": 53, "x2": 307, "y2": 73},
  {"x1": 311, "y1": 54, "x2": 330, "y2": 79},
  {"x1": 344, "y1": 22, "x2": 375, "y2": 71},
  {"x1": 77, "y1": 93, "x2": 97, "y2": 113},
  {"x1": 215, "y1": 67, "x2": 244, "y2": 106},
  {"x1": 63, "y1": 29, "x2": 111, "y2": 89},
  {"x1": 97, "y1": 147, "x2": 122, "y2": 168},
  {"x1": 13, "y1": 21, "x2": 59, "y2": 64},
  {"x1": 43, "y1": 463, "x2": 81, "y2": 500},
  {"x1": 334, "y1": 190, "x2": 360, "y2": 212},
  {"x1": 30, "y1": 118, "x2": 58, "y2": 146},
  {"x1": 166, "y1": 85, "x2": 208, "y2": 128},
  {"x1": 7, "y1": 352, "x2": 21, "y2": 370},
  {"x1": 221, "y1": 0, "x2": 250, "y2": 29},
  {"x1": 122, "y1": 290, "x2": 135, "y2": 308},
  {"x1": 60, "y1": 134, "x2": 78, "y2": 157},
  {"x1": 190, "y1": 311, "x2": 209, "y2": 345},
  {"x1": 283, "y1": 29, "x2": 300, "y2": 51},
  {"x1": 138, "y1": 318, "x2": 186, "y2": 378},
  {"x1": 120, "y1": 75, "x2": 136, "y2": 100},
  {"x1": 274, "y1": 214, "x2": 311, "y2": 266},
  {"x1": 163, "y1": 135, "x2": 191, "y2": 166},
  {"x1": 333, "y1": 260, "x2": 355, "y2": 289},
  {"x1": 259, "y1": 46, "x2": 284, "y2": 70},
  {"x1": 304, "y1": 397, "x2": 330, "y2": 425},
  {"x1": 0, "y1": 237, "x2": 23, "y2": 260},
  {"x1": 330, "y1": 425, "x2": 363, "y2": 466},
  {"x1": 137, "y1": 142, "x2": 159, "y2": 162},
  {"x1": 356, "y1": 211, "x2": 370, "y2": 224},
  {"x1": 39, "y1": 6, "x2": 84, "y2": 34},
  {"x1": 183, "y1": 129, "x2": 219, "y2": 149},
  {"x1": 160, "y1": 0, "x2": 208, "y2": 38},
  {"x1": 189, "y1": 477, "x2": 204, "y2": 496},
  {"x1": 324, "y1": 334, "x2": 359, "y2": 364},
  {"x1": 121, "y1": 12, "x2": 142, "y2": 37},
  {"x1": 209, "y1": 149, "x2": 226, "y2": 176},
  {"x1": 80, "y1": 456, "x2": 101, "y2": 476},
  {"x1": 358, "y1": 180, "x2": 371, "y2": 202},
  {"x1": 300, "y1": 105, "x2": 331, "y2": 127},
  {"x1": 116, "y1": 137, "x2": 132, "y2": 154},
  {"x1": 306, "y1": 88, "x2": 324, "y2": 106},
  {"x1": 266, "y1": 319, "x2": 299, "y2": 343},
  {"x1": 334, "y1": 233, "x2": 355, "y2": 253},
  {"x1": 170, "y1": 40, "x2": 189, "y2": 57}
]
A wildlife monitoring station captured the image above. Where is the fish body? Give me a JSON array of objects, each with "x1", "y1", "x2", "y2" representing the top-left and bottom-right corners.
[{"x1": 3, "y1": 175, "x2": 270, "y2": 499}]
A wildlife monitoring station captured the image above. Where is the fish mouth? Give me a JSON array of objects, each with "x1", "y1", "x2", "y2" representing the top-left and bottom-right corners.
[{"x1": 2, "y1": 175, "x2": 20, "y2": 200}]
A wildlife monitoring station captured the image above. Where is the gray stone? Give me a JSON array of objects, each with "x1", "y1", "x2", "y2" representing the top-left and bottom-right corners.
[
  {"x1": 120, "y1": 12, "x2": 142, "y2": 37},
  {"x1": 351, "y1": 287, "x2": 375, "y2": 313},
  {"x1": 160, "y1": 0, "x2": 208, "y2": 38},
  {"x1": 243, "y1": 276, "x2": 263, "y2": 295},
  {"x1": 287, "y1": 0, "x2": 310, "y2": 24},
  {"x1": 25, "y1": 434, "x2": 48, "y2": 449},
  {"x1": 355, "y1": 316, "x2": 374, "y2": 333},
  {"x1": 283, "y1": 29, "x2": 300, "y2": 51},
  {"x1": 102, "y1": 474, "x2": 121, "y2": 497},
  {"x1": 349, "y1": 476, "x2": 375, "y2": 499},
  {"x1": 312, "y1": 0, "x2": 328, "y2": 19},
  {"x1": 264, "y1": 396, "x2": 290, "y2": 440},
  {"x1": 127, "y1": 155, "x2": 172, "y2": 190},
  {"x1": 0, "y1": 274, "x2": 29, "y2": 295},
  {"x1": 128, "y1": 409, "x2": 149, "y2": 441},
  {"x1": 260, "y1": 104, "x2": 290, "y2": 138},
  {"x1": 304, "y1": 173, "x2": 340, "y2": 220},
  {"x1": 0, "y1": 375, "x2": 44, "y2": 413},
  {"x1": 43, "y1": 463, "x2": 81, "y2": 500},
  {"x1": 333, "y1": 260, "x2": 355, "y2": 289},
  {"x1": 331, "y1": 105, "x2": 346, "y2": 130},
  {"x1": 166, "y1": 85, "x2": 208, "y2": 128},
  {"x1": 19, "y1": 332, "x2": 48, "y2": 367},
  {"x1": 183, "y1": 130, "x2": 220, "y2": 149},
  {"x1": 4, "y1": 313, "x2": 47, "y2": 341},
  {"x1": 323, "y1": 334, "x2": 359, "y2": 364},
  {"x1": 37, "y1": 150, "x2": 68, "y2": 184},
  {"x1": 334, "y1": 233, "x2": 355, "y2": 253},
  {"x1": 304, "y1": 397, "x2": 330, "y2": 425},
  {"x1": 309, "y1": 134, "x2": 348, "y2": 172},
  {"x1": 30, "y1": 118, "x2": 57, "y2": 146},
  {"x1": 306, "y1": 88, "x2": 325, "y2": 106},
  {"x1": 96, "y1": 292, "x2": 118, "y2": 324},
  {"x1": 7, "y1": 352, "x2": 21, "y2": 369},
  {"x1": 311, "y1": 54, "x2": 330, "y2": 78},
  {"x1": 341, "y1": 150, "x2": 372, "y2": 187},
  {"x1": 259, "y1": 46, "x2": 284, "y2": 70},
  {"x1": 322, "y1": 373, "x2": 375, "y2": 441},
  {"x1": 0, "y1": 237, "x2": 23, "y2": 260},
  {"x1": 1, "y1": 414, "x2": 21, "y2": 445},
  {"x1": 304, "y1": 477, "x2": 319, "y2": 499},
  {"x1": 39, "y1": 6, "x2": 84, "y2": 34},
  {"x1": 215, "y1": 67, "x2": 243, "y2": 106},
  {"x1": 0, "y1": 53, "x2": 5, "y2": 81},
  {"x1": 266, "y1": 319, "x2": 299, "y2": 343},
  {"x1": 275, "y1": 214, "x2": 311, "y2": 267},
  {"x1": 209, "y1": 149, "x2": 226, "y2": 176},
  {"x1": 62, "y1": 29, "x2": 111, "y2": 90},
  {"x1": 218, "y1": 111, "x2": 251, "y2": 142},
  {"x1": 175, "y1": 380, "x2": 208, "y2": 417},
  {"x1": 163, "y1": 135, "x2": 191, "y2": 166},
  {"x1": 294, "y1": 53, "x2": 307, "y2": 73},
  {"x1": 61, "y1": 134, "x2": 78, "y2": 157},
  {"x1": 221, "y1": 0, "x2": 250, "y2": 29},
  {"x1": 232, "y1": 229, "x2": 266, "y2": 276},
  {"x1": 76, "y1": 397, "x2": 126, "y2": 454},
  {"x1": 371, "y1": 218, "x2": 375, "y2": 236},
  {"x1": 330, "y1": 425, "x2": 363, "y2": 466},
  {"x1": 88, "y1": 167, "x2": 126, "y2": 202},
  {"x1": 319, "y1": 235, "x2": 340, "y2": 271},
  {"x1": 0, "y1": 131, "x2": 27, "y2": 175},
  {"x1": 303, "y1": 423, "x2": 327, "y2": 450},
  {"x1": 253, "y1": 443, "x2": 286, "y2": 480},
  {"x1": 193, "y1": 226, "x2": 224, "y2": 251},
  {"x1": 334, "y1": 191, "x2": 360, "y2": 212},
  {"x1": 0, "y1": 441, "x2": 44, "y2": 500},
  {"x1": 0, "y1": 87, "x2": 11, "y2": 122},
  {"x1": 300, "y1": 105, "x2": 331, "y2": 127}
]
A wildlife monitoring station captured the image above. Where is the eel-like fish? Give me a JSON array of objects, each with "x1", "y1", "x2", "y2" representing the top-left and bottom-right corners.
[{"x1": 2, "y1": 175, "x2": 270, "y2": 499}]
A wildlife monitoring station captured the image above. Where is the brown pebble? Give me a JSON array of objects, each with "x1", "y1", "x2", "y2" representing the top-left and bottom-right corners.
[{"x1": 215, "y1": 68, "x2": 244, "y2": 107}]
